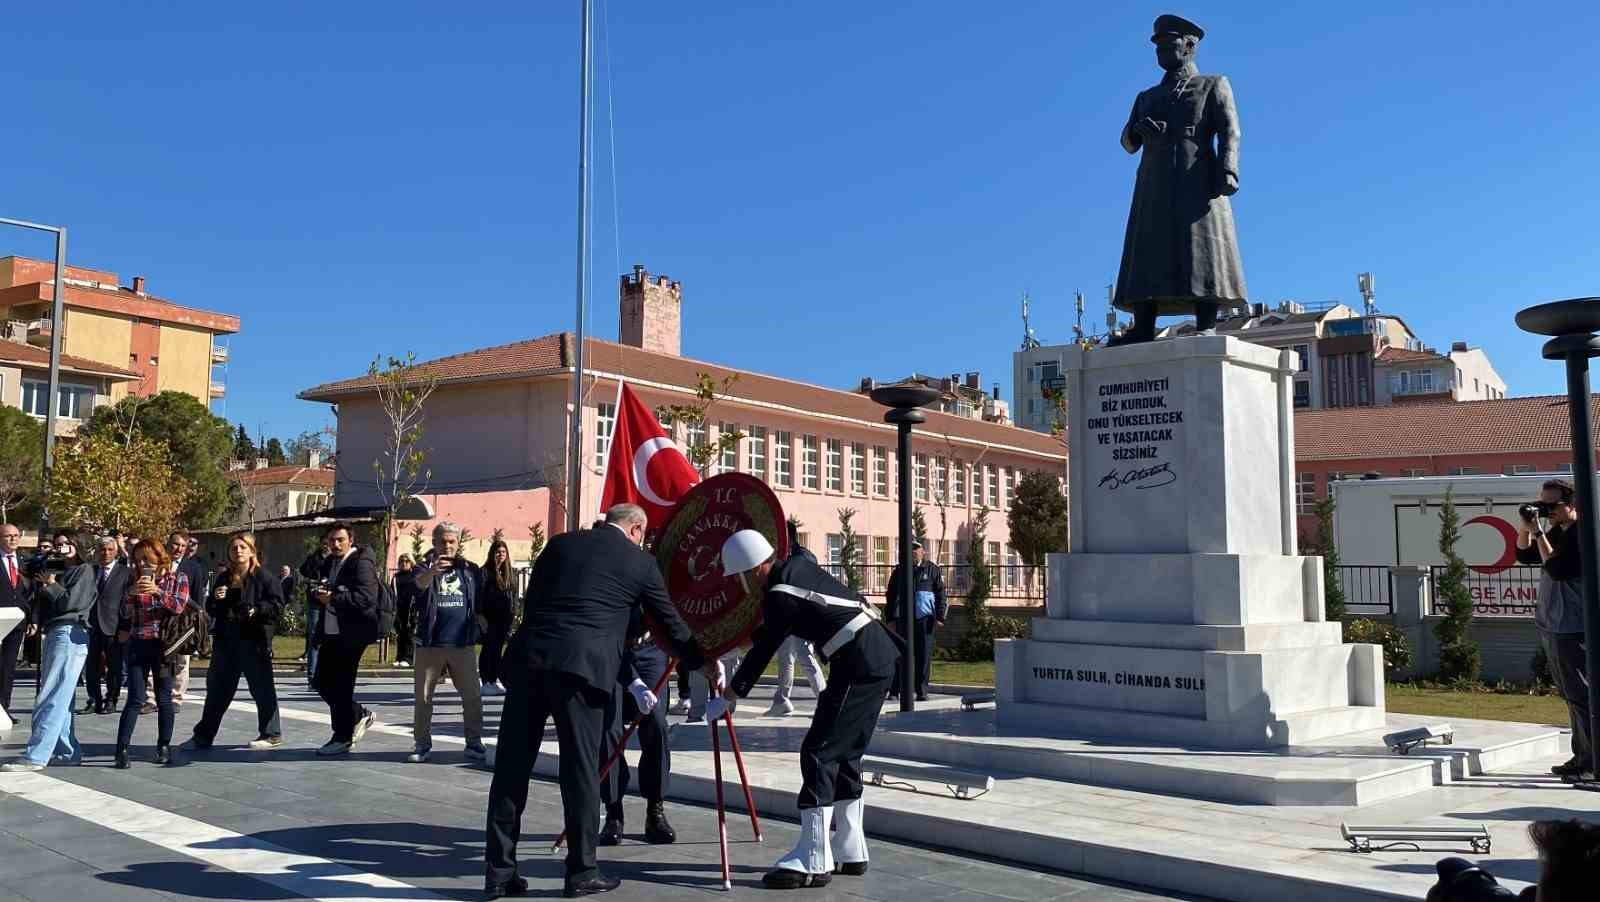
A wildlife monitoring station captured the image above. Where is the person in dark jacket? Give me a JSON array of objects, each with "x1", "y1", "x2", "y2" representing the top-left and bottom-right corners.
[
  {"x1": 393, "y1": 553, "x2": 416, "y2": 667},
  {"x1": 478, "y1": 540, "x2": 516, "y2": 696},
  {"x1": 114, "y1": 536, "x2": 192, "y2": 769},
  {"x1": 1, "y1": 531, "x2": 95, "y2": 772},
  {"x1": 408, "y1": 522, "x2": 487, "y2": 763},
  {"x1": 598, "y1": 606, "x2": 676, "y2": 847},
  {"x1": 169, "y1": 532, "x2": 208, "y2": 707},
  {"x1": 1517, "y1": 478, "x2": 1592, "y2": 781},
  {"x1": 183, "y1": 531, "x2": 285, "y2": 752},
  {"x1": 723, "y1": 528, "x2": 902, "y2": 889},
  {"x1": 484, "y1": 504, "x2": 715, "y2": 900},
  {"x1": 309, "y1": 522, "x2": 382, "y2": 757},
  {"x1": 885, "y1": 540, "x2": 947, "y2": 702},
  {"x1": 298, "y1": 538, "x2": 331, "y2": 686},
  {"x1": 81, "y1": 535, "x2": 132, "y2": 715},
  {"x1": 0, "y1": 522, "x2": 33, "y2": 714}
]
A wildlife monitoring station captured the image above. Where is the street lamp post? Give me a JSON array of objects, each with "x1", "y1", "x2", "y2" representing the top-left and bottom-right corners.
[
  {"x1": 1516, "y1": 297, "x2": 1600, "y2": 792},
  {"x1": 869, "y1": 382, "x2": 941, "y2": 713},
  {"x1": 0, "y1": 217, "x2": 67, "y2": 534}
]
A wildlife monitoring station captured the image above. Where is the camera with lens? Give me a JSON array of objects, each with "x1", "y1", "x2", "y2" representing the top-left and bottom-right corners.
[
  {"x1": 1425, "y1": 857, "x2": 1530, "y2": 902},
  {"x1": 23, "y1": 551, "x2": 70, "y2": 579},
  {"x1": 1519, "y1": 501, "x2": 1551, "y2": 522}
]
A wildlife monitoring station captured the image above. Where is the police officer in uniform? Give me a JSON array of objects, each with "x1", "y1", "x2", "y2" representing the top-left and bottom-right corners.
[
  {"x1": 719, "y1": 529, "x2": 902, "y2": 889},
  {"x1": 597, "y1": 607, "x2": 677, "y2": 846}
]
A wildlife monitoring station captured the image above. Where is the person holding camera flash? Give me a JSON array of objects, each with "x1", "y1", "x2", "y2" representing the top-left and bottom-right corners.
[
  {"x1": 2, "y1": 531, "x2": 95, "y2": 772},
  {"x1": 1516, "y1": 478, "x2": 1592, "y2": 782},
  {"x1": 408, "y1": 522, "x2": 488, "y2": 764}
]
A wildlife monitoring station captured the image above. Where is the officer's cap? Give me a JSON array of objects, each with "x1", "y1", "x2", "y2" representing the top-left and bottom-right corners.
[{"x1": 1151, "y1": 14, "x2": 1204, "y2": 43}]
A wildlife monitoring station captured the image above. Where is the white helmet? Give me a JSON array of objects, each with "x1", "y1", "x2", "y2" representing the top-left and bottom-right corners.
[{"x1": 721, "y1": 529, "x2": 775, "y2": 578}]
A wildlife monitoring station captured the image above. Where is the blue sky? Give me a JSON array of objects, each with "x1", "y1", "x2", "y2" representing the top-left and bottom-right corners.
[{"x1": 3, "y1": 2, "x2": 1597, "y2": 440}]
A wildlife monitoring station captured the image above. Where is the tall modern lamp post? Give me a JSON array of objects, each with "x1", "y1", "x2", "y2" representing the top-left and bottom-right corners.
[
  {"x1": 1515, "y1": 297, "x2": 1600, "y2": 792},
  {"x1": 869, "y1": 381, "x2": 941, "y2": 713},
  {"x1": 0, "y1": 217, "x2": 67, "y2": 534}
]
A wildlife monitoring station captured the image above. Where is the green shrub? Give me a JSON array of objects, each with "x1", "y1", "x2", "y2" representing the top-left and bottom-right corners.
[{"x1": 1344, "y1": 618, "x2": 1413, "y2": 678}]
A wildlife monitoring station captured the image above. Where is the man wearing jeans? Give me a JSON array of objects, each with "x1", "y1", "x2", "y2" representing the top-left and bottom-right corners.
[
  {"x1": 407, "y1": 523, "x2": 487, "y2": 763},
  {"x1": 886, "y1": 541, "x2": 946, "y2": 702}
]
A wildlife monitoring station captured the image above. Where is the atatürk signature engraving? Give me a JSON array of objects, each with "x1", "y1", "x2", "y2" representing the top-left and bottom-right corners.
[{"x1": 1098, "y1": 461, "x2": 1176, "y2": 491}]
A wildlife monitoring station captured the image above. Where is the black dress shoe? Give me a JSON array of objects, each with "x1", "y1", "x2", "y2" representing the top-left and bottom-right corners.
[
  {"x1": 644, "y1": 802, "x2": 676, "y2": 844},
  {"x1": 835, "y1": 861, "x2": 869, "y2": 876},
  {"x1": 114, "y1": 750, "x2": 131, "y2": 770},
  {"x1": 563, "y1": 875, "x2": 620, "y2": 897},
  {"x1": 79, "y1": 701, "x2": 98, "y2": 715},
  {"x1": 763, "y1": 868, "x2": 831, "y2": 889},
  {"x1": 484, "y1": 875, "x2": 528, "y2": 898},
  {"x1": 1552, "y1": 756, "x2": 1585, "y2": 777},
  {"x1": 598, "y1": 816, "x2": 624, "y2": 847},
  {"x1": 154, "y1": 745, "x2": 170, "y2": 765}
]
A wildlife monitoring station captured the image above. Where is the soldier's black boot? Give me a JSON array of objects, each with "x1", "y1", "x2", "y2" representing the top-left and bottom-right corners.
[
  {"x1": 1194, "y1": 301, "x2": 1219, "y2": 334},
  {"x1": 644, "y1": 801, "x2": 676, "y2": 844},
  {"x1": 598, "y1": 804, "x2": 624, "y2": 846},
  {"x1": 1109, "y1": 303, "x2": 1157, "y2": 345}
]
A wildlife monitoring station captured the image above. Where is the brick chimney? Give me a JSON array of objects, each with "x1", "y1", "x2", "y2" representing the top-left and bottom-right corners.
[
  {"x1": 619, "y1": 264, "x2": 682, "y2": 356},
  {"x1": 132, "y1": 276, "x2": 146, "y2": 294}
]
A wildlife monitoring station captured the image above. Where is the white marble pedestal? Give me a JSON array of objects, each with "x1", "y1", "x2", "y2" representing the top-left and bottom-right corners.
[
  {"x1": 0, "y1": 606, "x2": 21, "y2": 737},
  {"x1": 997, "y1": 335, "x2": 1385, "y2": 748}
]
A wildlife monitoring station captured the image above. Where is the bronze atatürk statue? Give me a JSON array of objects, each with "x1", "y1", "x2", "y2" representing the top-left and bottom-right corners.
[{"x1": 1110, "y1": 14, "x2": 1247, "y2": 345}]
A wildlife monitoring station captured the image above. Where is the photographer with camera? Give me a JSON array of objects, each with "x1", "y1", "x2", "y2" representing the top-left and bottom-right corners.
[
  {"x1": 1, "y1": 531, "x2": 95, "y2": 772},
  {"x1": 183, "y1": 531, "x2": 285, "y2": 753},
  {"x1": 1516, "y1": 478, "x2": 1593, "y2": 782},
  {"x1": 407, "y1": 522, "x2": 488, "y2": 763}
]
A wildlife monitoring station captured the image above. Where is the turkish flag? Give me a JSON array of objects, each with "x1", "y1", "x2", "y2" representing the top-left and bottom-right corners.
[{"x1": 599, "y1": 383, "x2": 700, "y2": 531}]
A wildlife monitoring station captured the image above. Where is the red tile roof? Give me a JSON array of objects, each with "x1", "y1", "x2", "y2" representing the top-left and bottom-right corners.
[
  {"x1": 1295, "y1": 395, "x2": 1591, "y2": 460},
  {"x1": 0, "y1": 282, "x2": 240, "y2": 334},
  {"x1": 232, "y1": 465, "x2": 335, "y2": 488},
  {"x1": 0, "y1": 340, "x2": 140, "y2": 378},
  {"x1": 301, "y1": 333, "x2": 1066, "y2": 458},
  {"x1": 1376, "y1": 346, "x2": 1444, "y2": 364}
]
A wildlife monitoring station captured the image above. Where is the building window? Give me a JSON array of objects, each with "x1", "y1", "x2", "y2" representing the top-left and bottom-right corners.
[
  {"x1": 1446, "y1": 466, "x2": 1481, "y2": 476},
  {"x1": 686, "y1": 421, "x2": 709, "y2": 471},
  {"x1": 1293, "y1": 344, "x2": 1310, "y2": 373},
  {"x1": 985, "y1": 464, "x2": 998, "y2": 507},
  {"x1": 1296, "y1": 472, "x2": 1317, "y2": 514},
  {"x1": 1558, "y1": 463, "x2": 1574, "y2": 473},
  {"x1": 1293, "y1": 380, "x2": 1310, "y2": 408},
  {"x1": 801, "y1": 434, "x2": 819, "y2": 490},
  {"x1": 931, "y1": 456, "x2": 947, "y2": 503},
  {"x1": 1001, "y1": 467, "x2": 1015, "y2": 509},
  {"x1": 872, "y1": 536, "x2": 890, "y2": 565},
  {"x1": 849, "y1": 442, "x2": 866, "y2": 495},
  {"x1": 717, "y1": 422, "x2": 739, "y2": 475},
  {"x1": 913, "y1": 454, "x2": 928, "y2": 501},
  {"x1": 21, "y1": 380, "x2": 49, "y2": 417},
  {"x1": 826, "y1": 533, "x2": 843, "y2": 567},
  {"x1": 871, "y1": 446, "x2": 888, "y2": 497},
  {"x1": 773, "y1": 431, "x2": 793, "y2": 488},
  {"x1": 938, "y1": 539, "x2": 952, "y2": 566},
  {"x1": 824, "y1": 438, "x2": 842, "y2": 492},
  {"x1": 594, "y1": 403, "x2": 617, "y2": 470},
  {"x1": 953, "y1": 461, "x2": 967, "y2": 505},
  {"x1": 1005, "y1": 545, "x2": 1020, "y2": 588},
  {"x1": 1506, "y1": 464, "x2": 1535, "y2": 475},
  {"x1": 746, "y1": 425, "x2": 767, "y2": 479},
  {"x1": 1400, "y1": 468, "x2": 1426, "y2": 477},
  {"x1": 23, "y1": 380, "x2": 94, "y2": 420},
  {"x1": 986, "y1": 541, "x2": 1001, "y2": 568},
  {"x1": 972, "y1": 465, "x2": 984, "y2": 508}
]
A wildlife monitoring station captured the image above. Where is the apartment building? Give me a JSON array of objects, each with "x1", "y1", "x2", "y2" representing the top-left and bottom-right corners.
[
  {"x1": 0, "y1": 335, "x2": 140, "y2": 436},
  {"x1": 856, "y1": 371, "x2": 1009, "y2": 423},
  {"x1": 301, "y1": 266, "x2": 1067, "y2": 579},
  {"x1": 0, "y1": 256, "x2": 240, "y2": 416}
]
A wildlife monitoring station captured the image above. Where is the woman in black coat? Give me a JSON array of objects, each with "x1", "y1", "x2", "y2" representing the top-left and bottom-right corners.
[
  {"x1": 477, "y1": 540, "x2": 516, "y2": 696},
  {"x1": 183, "y1": 531, "x2": 285, "y2": 751}
]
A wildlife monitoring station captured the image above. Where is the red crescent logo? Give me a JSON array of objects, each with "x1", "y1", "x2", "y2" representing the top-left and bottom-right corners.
[{"x1": 1464, "y1": 515, "x2": 1519, "y2": 575}]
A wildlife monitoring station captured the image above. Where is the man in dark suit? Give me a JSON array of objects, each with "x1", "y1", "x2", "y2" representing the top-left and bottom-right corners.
[
  {"x1": 82, "y1": 535, "x2": 132, "y2": 714},
  {"x1": 0, "y1": 523, "x2": 32, "y2": 713},
  {"x1": 308, "y1": 522, "x2": 382, "y2": 757},
  {"x1": 485, "y1": 504, "x2": 714, "y2": 899}
]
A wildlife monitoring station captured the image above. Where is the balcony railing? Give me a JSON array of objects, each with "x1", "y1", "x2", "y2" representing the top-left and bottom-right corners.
[
  {"x1": 1389, "y1": 376, "x2": 1456, "y2": 397},
  {"x1": 208, "y1": 382, "x2": 226, "y2": 398},
  {"x1": 211, "y1": 345, "x2": 229, "y2": 364}
]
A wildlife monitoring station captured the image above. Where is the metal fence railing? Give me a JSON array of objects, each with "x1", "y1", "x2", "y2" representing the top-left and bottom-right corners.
[
  {"x1": 1428, "y1": 565, "x2": 1541, "y2": 618},
  {"x1": 823, "y1": 563, "x2": 1046, "y2": 607},
  {"x1": 1337, "y1": 565, "x2": 1395, "y2": 614}
]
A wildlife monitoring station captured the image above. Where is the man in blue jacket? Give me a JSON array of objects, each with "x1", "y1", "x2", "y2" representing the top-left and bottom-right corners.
[{"x1": 408, "y1": 522, "x2": 488, "y2": 764}]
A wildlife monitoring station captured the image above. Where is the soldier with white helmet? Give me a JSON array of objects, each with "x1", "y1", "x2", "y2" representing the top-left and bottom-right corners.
[{"x1": 717, "y1": 528, "x2": 902, "y2": 889}]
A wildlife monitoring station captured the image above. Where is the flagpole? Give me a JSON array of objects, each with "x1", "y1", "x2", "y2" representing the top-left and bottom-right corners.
[{"x1": 566, "y1": 0, "x2": 593, "y2": 533}]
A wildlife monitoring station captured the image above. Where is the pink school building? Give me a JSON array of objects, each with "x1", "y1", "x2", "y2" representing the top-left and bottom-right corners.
[{"x1": 299, "y1": 268, "x2": 1066, "y2": 596}]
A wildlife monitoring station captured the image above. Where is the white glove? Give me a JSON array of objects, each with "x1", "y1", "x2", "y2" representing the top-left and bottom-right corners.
[{"x1": 628, "y1": 678, "x2": 658, "y2": 715}]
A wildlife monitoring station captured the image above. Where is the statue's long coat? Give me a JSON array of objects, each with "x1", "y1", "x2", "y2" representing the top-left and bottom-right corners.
[{"x1": 1113, "y1": 69, "x2": 1247, "y2": 314}]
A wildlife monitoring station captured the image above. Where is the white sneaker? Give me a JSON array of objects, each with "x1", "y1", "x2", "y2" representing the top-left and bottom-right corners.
[
  {"x1": 395, "y1": 660, "x2": 412, "y2": 669},
  {"x1": 316, "y1": 739, "x2": 352, "y2": 757},
  {"x1": 351, "y1": 711, "x2": 377, "y2": 745},
  {"x1": 248, "y1": 736, "x2": 283, "y2": 751},
  {"x1": 407, "y1": 744, "x2": 431, "y2": 763},
  {"x1": 0, "y1": 761, "x2": 45, "y2": 773},
  {"x1": 480, "y1": 681, "x2": 503, "y2": 697},
  {"x1": 464, "y1": 742, "x2": 488, "y2": 762},
  {"x1": 765, "y1": 698, "x2": 795, "y2": 717}
]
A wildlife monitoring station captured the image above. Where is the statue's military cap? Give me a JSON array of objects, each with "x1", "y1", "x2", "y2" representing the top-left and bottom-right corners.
[{"x1": 1151, "y1": 14, "x2": 1204, "y2": 43}]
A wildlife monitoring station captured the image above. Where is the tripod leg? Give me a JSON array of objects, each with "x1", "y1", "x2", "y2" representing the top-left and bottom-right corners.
[
  {"x1": 723, "y1": 712, "x2": 763, "y2": 841},
  {"x1": 711, "y1": 716, "x2": 732, "y2": 890}
]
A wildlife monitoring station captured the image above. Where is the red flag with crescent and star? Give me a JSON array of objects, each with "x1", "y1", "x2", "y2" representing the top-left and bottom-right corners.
[{"x1": 599, "y1": 382, "x2": 701, "y2": 531}]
